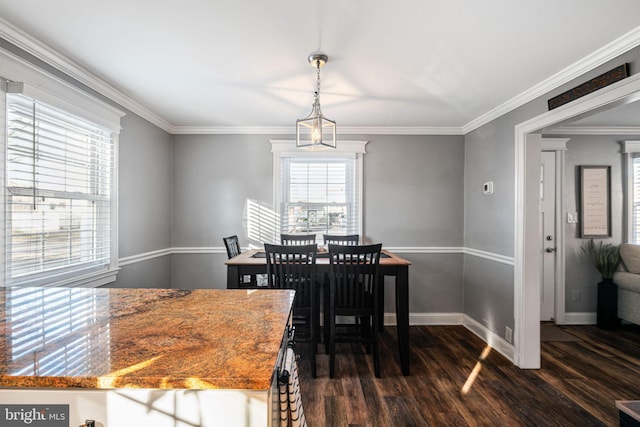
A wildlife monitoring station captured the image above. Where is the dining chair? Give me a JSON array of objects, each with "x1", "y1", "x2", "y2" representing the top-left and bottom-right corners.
[
  {"x1": 223, "y1": 235, "x2": 242, "y2": 258},
  {"x1": 327, "y1": 243, "x2": 383, "y2": 378},
  {"x1": 265, "y1": 243, "x2": 319, "y2": 378},
  {"x1": 223, "y1": 235, "x2": 258, "y2": 287},
  {"x1": 281, "y1": 233, "x2": 317, "y2": 245},
  {"x1": 323, "y1": 234, "x2": 359, "y2": 246}
]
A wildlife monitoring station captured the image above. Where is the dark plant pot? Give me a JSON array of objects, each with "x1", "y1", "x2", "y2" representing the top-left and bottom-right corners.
[{"x1": 597, "y1": 279, "x2": 618, "y2": 330}]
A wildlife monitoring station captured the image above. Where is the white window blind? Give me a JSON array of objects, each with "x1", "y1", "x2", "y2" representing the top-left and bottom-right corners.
[
  {"x1": 280, "y1": 157, "x2": 359, "y2": 239},
  {"x1": 5, "y1": 92, "x2": 114, "y2": 285},
  {"x1": 632, "y1": 155, "x2": 640, "y2": 244},
  {"x1": 5, "y1": 287, "x2": 109, "y2": 376}
]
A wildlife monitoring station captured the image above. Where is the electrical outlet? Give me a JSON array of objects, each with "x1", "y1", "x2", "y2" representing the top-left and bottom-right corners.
[
  {"x1": 505, "y1": 326, "x2": 513, "y2": 343},
  {"x1": 571, "y1": 290, "x2": 581, "y2": 302}
]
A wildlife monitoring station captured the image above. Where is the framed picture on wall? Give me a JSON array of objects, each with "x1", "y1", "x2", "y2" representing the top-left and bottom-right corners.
[{"x1": 579, "y1": 165, "x2": 611, "y2": 238}]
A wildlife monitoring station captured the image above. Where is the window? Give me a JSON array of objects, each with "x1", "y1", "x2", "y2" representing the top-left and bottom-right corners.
[
  {"x1": 623, "y1": 141, "x2": 640, "y2": 244},
  {"x1": 1, "y1": 48, "x2": 124, "y2": 287},
  {"x1": 5, "y1": 93, "x2": 114, "y2": 285},
  {"x1": 632, "y1": 155, "x2": 640, "y2": 243},
  {"x1": 271, "y1": 140, "x2": 367, "y2": 242}
]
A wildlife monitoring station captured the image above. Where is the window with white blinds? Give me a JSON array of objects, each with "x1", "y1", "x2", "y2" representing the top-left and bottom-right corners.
[
  {"x1": 5, "y1": 92, "x2": 114, "y2": 285},
  {"x1": 280, "y1": 157, "x2": 359, "y2": 239},
  {"x1": 632, "y1": 155, "x2": 640, "y2": 244}
]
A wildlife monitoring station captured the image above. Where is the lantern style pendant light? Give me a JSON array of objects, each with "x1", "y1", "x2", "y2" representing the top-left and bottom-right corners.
[{"x1": 296, "y1": 51, "x2": 336, "y2": 150}]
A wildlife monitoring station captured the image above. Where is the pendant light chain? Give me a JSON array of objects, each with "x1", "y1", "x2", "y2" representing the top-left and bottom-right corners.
[{"x1": 315, "y1": 60, "x2": 321, "y2": 104}]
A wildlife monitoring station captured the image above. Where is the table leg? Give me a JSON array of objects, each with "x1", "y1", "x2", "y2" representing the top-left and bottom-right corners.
[
  {"x1": 395, "y1": 265, "x2": 410, "y2": 375},
  {"x1": 378, "y1": 275, "x2": 385, "y2": 333},
  {"x1": 227, "y1": 266, "x2": 240, "y2": 289}
]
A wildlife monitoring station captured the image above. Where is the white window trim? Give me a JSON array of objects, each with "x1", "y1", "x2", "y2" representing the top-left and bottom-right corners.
[
  {"x1": 622, "y1": 140, "x2": 640, "y2": 243},
  {"x1": 1, "y1": 47, "x2": 125, "y2": 288},
  {"x1": 270, "y1": 140, "x2": 368, "y2": 240}
]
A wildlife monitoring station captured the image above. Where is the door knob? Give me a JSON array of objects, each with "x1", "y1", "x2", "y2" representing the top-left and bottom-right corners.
[{"x1": 545, "y1": 247, "x2": 556, "y2": 253}]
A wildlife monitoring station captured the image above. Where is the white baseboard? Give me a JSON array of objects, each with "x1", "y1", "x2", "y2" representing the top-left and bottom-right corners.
[
  {"x1": 562, "y1": 312, "x2": 597, "y2": 325},
  {"x1": 383, "y1": 312, "x2": 464, "y2": 326},
  {"x1": 383, "y1": 312, "x2": 515, "y2": 363},
  {"x1": 462, "y1": 315, "x2": 515, "y2": 363}
]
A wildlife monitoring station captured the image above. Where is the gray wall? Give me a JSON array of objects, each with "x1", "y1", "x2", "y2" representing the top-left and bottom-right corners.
[
  {"x1": 172, "y1": 134, "x2": 274, "y2": 248},
  {"x1": 561, "y1": 136, "x2": 626, "y2": 313},
  {"x1": 118, "y1": 114, "x2": 173, "y2": 258},
  {"x1": 170, "y1": 134, "x2": 466, "y2": 313},
  {"x1": 112, "y1": 113, "x2": 173, "y2": 288}
]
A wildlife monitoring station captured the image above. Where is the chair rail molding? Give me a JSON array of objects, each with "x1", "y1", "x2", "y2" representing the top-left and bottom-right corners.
[{"x1": 118, "y1": 246, "x2": 513, "y2": 266}]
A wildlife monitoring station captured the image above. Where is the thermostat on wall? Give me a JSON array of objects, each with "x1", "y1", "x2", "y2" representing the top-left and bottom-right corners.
[{"x1": 483, "y1": 181, "x2": 494, "y2": 194}]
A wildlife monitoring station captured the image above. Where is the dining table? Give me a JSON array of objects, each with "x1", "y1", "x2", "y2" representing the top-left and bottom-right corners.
[{"x1": 225, "y1": 247, "x2": 412, "y2": 376}]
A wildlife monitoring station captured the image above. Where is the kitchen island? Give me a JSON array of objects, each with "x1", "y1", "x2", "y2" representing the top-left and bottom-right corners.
[{"x1": 0, "y1": 287, "x2": 295, "y2": 426}]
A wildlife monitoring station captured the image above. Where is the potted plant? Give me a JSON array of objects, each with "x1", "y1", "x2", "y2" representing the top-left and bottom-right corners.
[
  {"x1": 580, "y1": 238, "x2": 621, "y2": 330},
  {"x1": 580, "y1": 239, "x2": 621, "y2": 281}
]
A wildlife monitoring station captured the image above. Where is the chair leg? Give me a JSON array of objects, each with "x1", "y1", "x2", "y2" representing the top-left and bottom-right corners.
[
  {"x1": 310, "y1": 311, "x2": 317, "y2": 378},
  {"x1": 323, "y1": 276, "x2": 330, "y2": 353},
  {"x1": 361, "y1": 316, "x2": 371, "y2": 353},
  {"x1": 329, "y1": 311, "x2": 336, "y2": 378},
  {"x1": 372, "y1": 315, "x2": 380, "y2": 378},
  {"x1": 310, "y1": 341, "x2": 316, "y2": 378}
]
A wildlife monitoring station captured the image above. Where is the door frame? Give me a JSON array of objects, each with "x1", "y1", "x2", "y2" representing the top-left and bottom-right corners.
[
  {"x1": 540, "y1": 139, "x2": 569, "y2": 325},
  {"x1": 514, "y1": 72, "x2": 640, "y2": 369}
]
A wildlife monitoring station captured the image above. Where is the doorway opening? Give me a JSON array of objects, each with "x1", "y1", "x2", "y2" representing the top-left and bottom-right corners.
[{"x1": 514, "y1": 72, "x2": 640, "y2": 369}]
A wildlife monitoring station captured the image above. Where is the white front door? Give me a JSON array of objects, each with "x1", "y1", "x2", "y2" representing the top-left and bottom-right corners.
[{"x1": 540, "y1": 151, "x2": 556, "y2": 321}]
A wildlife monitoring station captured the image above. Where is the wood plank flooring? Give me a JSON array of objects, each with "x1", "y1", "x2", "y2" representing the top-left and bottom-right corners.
[{"x1": 295, "y1": 323, "x2": 640, "y2": 426}]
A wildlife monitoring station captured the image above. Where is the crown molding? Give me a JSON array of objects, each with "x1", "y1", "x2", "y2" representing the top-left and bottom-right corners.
[
  {"x1": 462, "y1": 25, "x2": 640, "y2": 134},
  {"x1": 0, "y1": 17, "x2": 173, "y2": 133},
  {"x1": 544, "y1": 126, "x2": 640, "y2": 136},
  {"x1": 3, "y1": 14, "x2": 639, "y2": 138},
  {"x1": 171, "y1": 125, "x2": 464, "y2": 135}
]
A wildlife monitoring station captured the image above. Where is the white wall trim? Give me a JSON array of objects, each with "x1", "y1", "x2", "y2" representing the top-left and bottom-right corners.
[
  {"x1": 463, "y1": 315, "x2": 515, "y2": 363},
  {"x1": 462, "y1": 247, "x2": 515, "y2": 265},
  {"x1": 463, "y1": 25, "x2": 640, "y2": 134},
  {"x1": 385, "y1": 246, "x2": 463, "y2": 254},
  {"x1": 0, "y1": 17, "x2": 173, "y2": 133},
  {"x1": 171, "y1": 247, "x2": 225, "y2": 255},
  {"x1": 4, "y1": 16, "x2": 639, "y2": 137},
  {"x1": 118, "y1": 246, "x2": 515, "y2": 266},
  {"x1": 173, "y1": 126, "x2": 465, "y2": 136},
  {"x1": 563, "y1": 312, "x2": 596, "y2": 325},
  {"x1": 385, "y1": 312, "x2": 464, "y2": 326},
  {"x1": 118, "y1": 248, "x2": 174, "y2": 266},
  {"x1": 622, "y1": 140, "x2": 640, "y2": 242},
  {"x1": 545, "y1": 126, "x2": 640, "y2": 135},
  {"x1": 270, "y1": 139, "x2": 368, "y2": 154},
  {"x1": 514, "y1": 70, "x2": 640, "y2": 369}
]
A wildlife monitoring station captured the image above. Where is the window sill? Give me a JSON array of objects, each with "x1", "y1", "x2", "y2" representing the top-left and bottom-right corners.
[{"x1": 5, "y1": 267, "x2": 119, "y2": 288}]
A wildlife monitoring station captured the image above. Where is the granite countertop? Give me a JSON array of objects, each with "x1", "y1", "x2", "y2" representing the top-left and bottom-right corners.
[{"x1": 0, "y1": 287, "x2": 294, "y2": 391}]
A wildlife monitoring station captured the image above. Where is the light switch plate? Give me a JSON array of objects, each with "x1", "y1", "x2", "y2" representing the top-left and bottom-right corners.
[{"x1": 483, "y1": 181, "x2": 494, "y2": 194}]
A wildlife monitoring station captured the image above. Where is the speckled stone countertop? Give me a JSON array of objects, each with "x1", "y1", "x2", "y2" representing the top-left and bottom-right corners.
[{"x1": 0, "y1": 287, "x2": 294, "y2": 391}]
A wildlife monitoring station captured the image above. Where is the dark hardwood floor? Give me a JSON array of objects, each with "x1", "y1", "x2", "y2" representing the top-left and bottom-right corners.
[{"x1": 295, "y1": 324, "x2": 640, "y2": 426}]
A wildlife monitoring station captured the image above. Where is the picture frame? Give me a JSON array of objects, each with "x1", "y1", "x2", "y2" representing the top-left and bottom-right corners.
[{"x1": 579, "y1": 165, "x2": 611, "y2": 238}]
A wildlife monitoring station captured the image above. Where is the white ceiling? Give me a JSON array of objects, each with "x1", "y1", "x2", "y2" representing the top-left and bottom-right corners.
[{"x1": 1, "y1": 0, "x2": 640, "y2": 134}]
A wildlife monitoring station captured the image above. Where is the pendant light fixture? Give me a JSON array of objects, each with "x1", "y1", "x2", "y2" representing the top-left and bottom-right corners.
[{"x1": 296, "y1": 51, "x2": 337, "y2": 150}]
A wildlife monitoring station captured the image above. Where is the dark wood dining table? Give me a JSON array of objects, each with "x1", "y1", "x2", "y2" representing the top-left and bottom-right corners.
[{"x1": 225, "y1": 248, "x2": 412, "y2": 375}]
